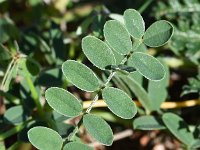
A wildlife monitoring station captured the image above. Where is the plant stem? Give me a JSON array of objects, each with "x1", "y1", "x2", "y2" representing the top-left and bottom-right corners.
[
  {"x1": 85, "y1": 94, "x2": 99, "y2": 113},
  {"x1": 0, "y1": 123, "x2": 26, "y2": 140},
  {"x1": 138, "y1": 0, "x2": 154, "y2": 13},
  {"x1": 0, "y1": 59, "x2": 15, "y2": 90},
  {"x1": 25, "y1": 77, "x2": 43, "y2": 117}
]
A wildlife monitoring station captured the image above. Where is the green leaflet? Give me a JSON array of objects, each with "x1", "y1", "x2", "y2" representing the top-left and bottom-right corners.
[
  {"x1": 63, "y1": 142, "x2": 93, "y2": 150},
  {"x1": 4, "y1": 105, "x2": 27, "y2": 125},
  {"x1": 45, "y1": 87, "x2": 83, "y2": 117},
  {"x1": 128, "y1": 52, "x2": 165, "y2": 81},
  {"x1": 82, "y1": 36, "x2": 116, "y2": 70},
  {"x1": 62, "y1": 60, "x2": 100, "y2": 92},
  {"x1": 133, "y1": 115, "x2": 166, "y2": 130},
  {"x1": 143, "y1": 20, "x2": 173, "y2": 47},
  {"x1": 83, "y1": 114, "x2": 113, "y2": 146},
  {"x1": 162, "y1": 113, "x2": 195, "y2": 145},
  {"x1": 28, "y1": 127, "x2": 63, "y2": 150},
  {"x1": 104, "y1": 20, "x2": 132, "y2": 55},
  {"x1": 102, "y1": 87, "x2": 137, "y2": 119},
  {"x1": 123, "y1": 9, "x2": 145, "y2": 39}
]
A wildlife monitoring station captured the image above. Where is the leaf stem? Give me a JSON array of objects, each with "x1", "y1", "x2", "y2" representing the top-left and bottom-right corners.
[
  {"x1": 138, "y1": 0, "x2": 154, "y2": 13},
  {"x1": 0, "y1": 59, "x2": 15, "y2": 90},
  {"x1": 25, "y1": 77, "x2": 43, "y2": 117}
]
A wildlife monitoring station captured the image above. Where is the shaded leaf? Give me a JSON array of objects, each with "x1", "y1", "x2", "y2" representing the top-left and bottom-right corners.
[
  {"x1": 102, "y1": 87, "x2": 137, "y2": 119},
  {"x1": 121, "y1": 75, "x2": 152, "y2": 112},
  {"x1": 162, "y1": 113, "x2": 195, "y2": 145},
  {"x1": 45, "y1": 87, "x2": 83, "y2": 117},
  {"x1": 144, "y1": 20, "x2": 173, "y2": 47},
  {"x1": 63, "y1": 142, "x2": 93, "y2": 150},
  {"x1": 62, "y1": 60, "x2": 100, "y2": 92},
  {"x1": 104, "y1": 20, "x2": 132, "y2": 55},
  {"x1": 128, "y1": 52, "x2": 165, "y2": 81},
  {"x1": 83, "y1": 114, "x2": 113, "y2": 146},
  {"x1": 0, "y1": 44, "x2": 11, "y2": 61},
  {"x1": 124, "y1": 9, "x2": 145, "y2": 39},
  {"x1": 82, "y1": 36, "x2": 116, "y2": 70},
  {"x1": 4, "y1": 105, "x2": 27, "y2": 125},
  {"x1": 28, "y1": 127, "x2": 63, "y2": 150},
  {"x1": 133, "y1": 115, "x2": 166, "y2": 130}
]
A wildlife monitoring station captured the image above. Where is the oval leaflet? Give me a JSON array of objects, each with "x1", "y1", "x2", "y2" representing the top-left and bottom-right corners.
[
  {"x1": 45, "y1": 87, "x2": 83, "y2": 117},
  {"x1": 83, "y1": 114, "x2": 113, "y2": 146},
  {"x1": 62, "y1": 60, "x2": 100, "y2": 92},
  {"x1": 102, "y1": 87, "x2": 137, "y2": 119},
  {"x1": 82, "y1": 36, "x2": 116, "y2": 70},
  {"x1": 28, "y1": 126, "x2": 63, "y2": 150}
]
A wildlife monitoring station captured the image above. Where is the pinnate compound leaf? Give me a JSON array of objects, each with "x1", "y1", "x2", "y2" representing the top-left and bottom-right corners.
[
  {"x1": 63, "y1": 142, "x2": 93, "y2": 150},
  {"x1": 83, "y1": 114, "x2": 113, "y2": 146},
  {"x1": 162, "y1": 113, "x2": 195, "y2": 145},
  {"x1": 45, "y1": 87, "x2": 82, "y2": 117},
  {"x1": 143, "y1": 20, "x2": 173, "y2": 47},
  {"x1": 133, "y1": 115, "x2": 165, "y2": 130},
  {"x1": 104, "y1": 20, "x2": 132, "y2": 55},
  {"x1": 102, "y1": 87, "x2": 137, "y2": 119},
  {"x1": 28, "y1": 127, "x2": 63, "y2": 150},
  {"x1": 62, "y1": 60, "x2": 99, "y2": 92},
  {"x1": 82, "y1": 36, "x2": 116, "y2": 70},
  {"x1": 123, "y1": 9, "x2": 145, "y2": 39},
  {"x1": 128, "y1": 52, "x2": 165, "y2": 81},
  {"x1": 4, "y1": 105, "x2": 27, "y2": 125}
]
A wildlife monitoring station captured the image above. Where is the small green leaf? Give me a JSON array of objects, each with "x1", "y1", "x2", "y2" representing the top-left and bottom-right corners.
[
  {"x1": 133, "y1": 115, "x2": 166, "y2": 130},
  {"x1": 63, "y1": 142, "x2": 93, "y2": 150},
  {"x1": 128, "y1": 52, "x2": 165, "y2": 81},
  {"x1": 83, "y1": 114, "x2": 113, "y2": 146},
  {"x1": 123, "y1": 9, "x2": 145, "y2": 39},
  {"x1": 102, "y1": 87, "x2": 137, "y2": 119},
  {"x1": 162, "y1": 113, "x2": 195, "y2": 145},
  {"x1": 28, "y1": 126, "x2": 63, "y2": 150},
  {"x1": 62, "y1": 60, "x2": 99, "y2": 92},
  {"x1": 45, "y1": 87, "x2": 82, "y2": 117},
  {"x1": 143, "y1": 20, "x2": 173, "y2": 47},
  {"x1": 82, "y1": 36, "x2": 116, "y2": 70},
  {"x1": 4, "y1": 105, "x2": 27, "y2": 125},
  {"x1": 104, "y1": 20, "x2": 132, "y2": 55}
]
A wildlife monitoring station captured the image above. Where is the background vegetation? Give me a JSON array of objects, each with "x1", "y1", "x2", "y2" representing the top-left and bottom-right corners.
[{"x1": 0, "y1": 0, "x2": 199, "y2": 150}]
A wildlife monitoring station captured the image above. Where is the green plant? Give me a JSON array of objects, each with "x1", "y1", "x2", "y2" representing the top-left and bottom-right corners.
[{"x1": 27, "y1": 9, "x2": 174, "y2": 149}]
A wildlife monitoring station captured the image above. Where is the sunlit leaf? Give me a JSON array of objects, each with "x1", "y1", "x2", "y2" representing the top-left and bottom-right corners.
[
  {"x1": 128, "y1": 52, "x2": 165, "y2": 81},
  {"x1": 104, "y1": 20, "x2": 132, "y2": 55},
  {"x1": 45, "y1": 87, "x2": 83, "y2": 117},
  {"x1": 144, "y1": 20, "x2": 173, "y2": 47},
  {"x1": 28, "y1": 126, "x2": 63, "y2": 150},
  {"x1": 62, "y1": 60, "x2": 100, "y2": 92},
  {"x1": 102, "y1": 87, "x2": 137, "y2": 119},
  {"x1": 82, "y1": 36, "x2": 116, "y2": 70},
  {"x1": 124, "y1": 9, "x2": 145, "y2": 39},
  {"x1": 83, "y1": 114, "x2": 113, "y2": 146}
]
